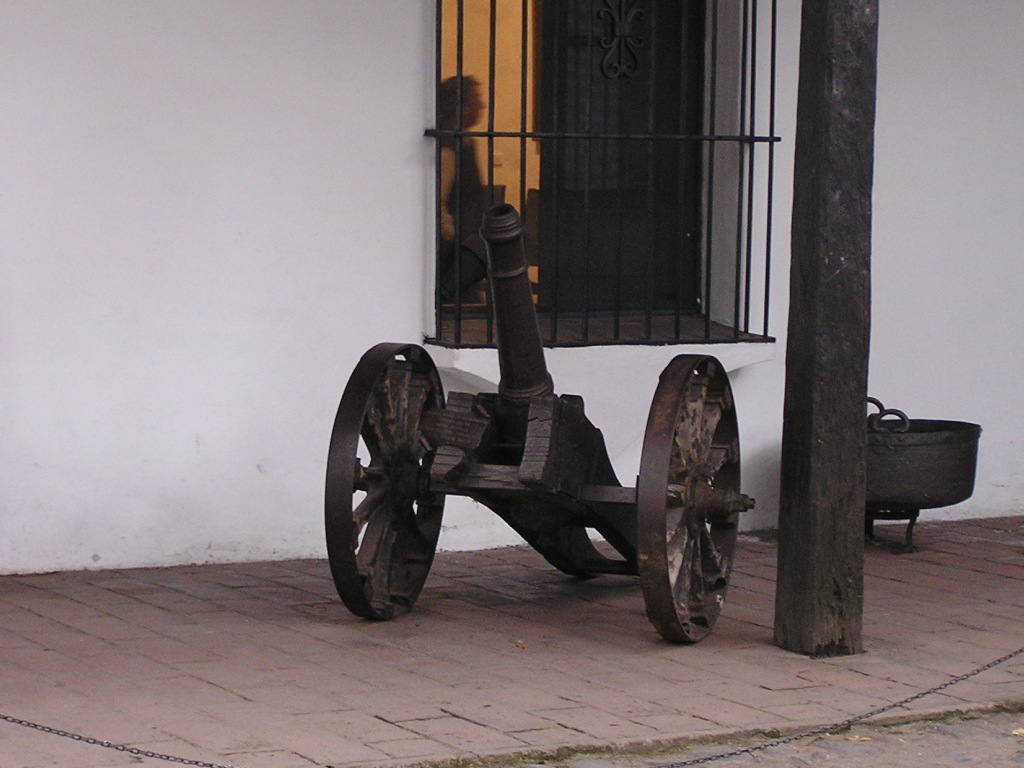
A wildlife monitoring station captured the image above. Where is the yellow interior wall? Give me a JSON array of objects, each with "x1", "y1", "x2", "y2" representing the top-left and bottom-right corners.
[{"x1": 439, "y1": 0, "x2": 541, "y2": 209}]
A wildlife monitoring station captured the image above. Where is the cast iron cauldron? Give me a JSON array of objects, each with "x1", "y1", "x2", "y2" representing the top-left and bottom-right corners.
[{"x1": 866, "y1": 397, "x2": 981, "y2": 550}]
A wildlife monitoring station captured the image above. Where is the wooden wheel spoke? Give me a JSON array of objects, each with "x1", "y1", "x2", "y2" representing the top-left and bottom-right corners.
[
  {"x1": 411, "y1": 501, "x2": 444, "y2": 544},
  {"x1": 383, "y1": 365, "x2": 413, "y2": 445},
  {"x1": 689, "y1": 533, "x2": 710, "y2": 624},
  {"x1": 664, "y1": 502, "x2": 685, "y2": 537},
  {"x1": 666, "y1": 516, "x2": 688, "y2": 571},
  {"x1": 400, "y1": 375, "x2": 432, "y2": 451},
  {"x1": 698, "y1": 523, "x2": 729, "y2": 589},
  {"x1": 353, "y1": 457, "x2": 386, "y2": 493},
  {"x1": 688, "y1": 523, "x2": 728, "y2": 624},
  {"x1": 362, "y1": 371, "x2": 399, "y2": 457},
  {"x1": 673, "y1": 379, "x2": 709, "y2": 471},
  {"x1": 362, "y1": 401, "x2": 391, "y2": 459},
  {"x1": 698, "y1": 399, "x2": 723, "y2": 448},
  {"x1": 692, "y1": 400, "x2": 724, "y2": 477},
  {"x1": 365, "y1": 523, "x2": 400, "y2": 608},
  {"x1": 700, "y1": 445, "x2": 729, "y2": 480},
  {"x1": 672, "y1": 378, "x2": 725, "y2": 478},
  {"x1": 352, "y1": 480, "x2": 389, "y2": 526},
  {"x1": 671, "y1": 531, "x2": 699, "y2": 618},
  {"x1": 365, "y1": 365, "x2": 433, "y2": 456},
  {"x1": 355, "y1": 501, "x2": 390, "y2": 568}
]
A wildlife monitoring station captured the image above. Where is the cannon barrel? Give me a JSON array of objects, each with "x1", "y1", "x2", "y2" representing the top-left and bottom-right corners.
[{"x1": 480, "y1": 204, "x2": 553, "y2": 446}]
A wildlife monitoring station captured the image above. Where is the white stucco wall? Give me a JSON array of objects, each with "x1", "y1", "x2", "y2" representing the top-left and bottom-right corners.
[
  {"x1": 869, "y1": 2, "x2": 1024, "y2": 519},
  {"x1": 0, "y1": 1, "x2": 436, "y2": 571},
  {"x1": 1, "y1": 1, "x2": 1020, "y2": 575}
]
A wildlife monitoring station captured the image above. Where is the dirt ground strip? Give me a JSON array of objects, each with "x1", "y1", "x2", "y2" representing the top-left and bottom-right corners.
[{"x1": 492, "y1": 707, "x2": 1024, "y2": 768}]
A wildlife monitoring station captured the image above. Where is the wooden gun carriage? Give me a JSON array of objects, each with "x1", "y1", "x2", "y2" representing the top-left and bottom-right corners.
[{"x1": 325, "y1": 204, "x2": 754, "y2": 642}]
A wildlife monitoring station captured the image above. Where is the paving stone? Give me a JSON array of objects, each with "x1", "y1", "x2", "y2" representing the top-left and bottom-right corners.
[{"x1": 0, "y1": 516, "x2": 1020, "y2": 768}]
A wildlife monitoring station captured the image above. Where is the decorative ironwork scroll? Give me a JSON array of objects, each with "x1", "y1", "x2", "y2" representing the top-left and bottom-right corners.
[{"x1": 598, "y1": 0, "x2": 644, "y2": 79}]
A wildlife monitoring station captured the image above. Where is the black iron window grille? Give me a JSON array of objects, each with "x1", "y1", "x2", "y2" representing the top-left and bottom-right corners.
[{"x1": 428, "y1": 0, "x2": 778, "y2": 348}]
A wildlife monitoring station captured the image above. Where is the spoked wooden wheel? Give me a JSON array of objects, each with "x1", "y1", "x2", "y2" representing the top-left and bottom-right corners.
[
  {"x1": 325, "y1": 343, "x2": 445, "y2": 620},
  {"x1": 637, "y1": 355, "x2": 752, "y2": 643}
]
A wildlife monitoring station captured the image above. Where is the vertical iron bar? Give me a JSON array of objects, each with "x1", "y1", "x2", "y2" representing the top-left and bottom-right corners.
[
  {"x1": 550, "y1": 2, "x2": 561, "y2": 344},
  {"x1": 703, "y1": 0, "x2": 720, "y2": 340},
  {"x1": 743, "y1": 0, "x2": 759, "y2": 335},
  {"x1": 733, "y1": 0, "x2": 750, "y2": 338},
  {"x1": 452, "y1": 0, "x2": 466, "y2": 345},
  {"x1": 486, "y1": 0, "x2": 498, "y2": 345},
  {"x1": 582, "y1": 0, "x2": 594, "y2": 343},
  {"x1": 763, "y1": 0, "x2": 777, "y2": 339},
  {"x1": 488, "y1": 0, "x2": 497, "y2": 200},
  {"x1": 612, "y1": 2, "x2": 627, "y2": 342},
  {"x1": 673, "y1": 0, "x2": 689, "y2": 341},
  {"x1": 519, "y1": 0, "x2": 529, "y2": 218},
  {"x1": 643, "y1": 0, "x2": 658, "y2": 341},
  {"x1": 434, "y1": 0, "x2": 444, "y2": 342},
  {"x1": 519, "y1": 0, "x2": 530, "y2": 336},
  {"x1": 612, "y1": 81, "x2": 624, "y2": 343}
]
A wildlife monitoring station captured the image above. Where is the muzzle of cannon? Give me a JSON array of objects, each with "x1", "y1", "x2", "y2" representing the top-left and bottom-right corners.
[{"x1": 325, "y1": 204, "x2": 754, "y2": 642}]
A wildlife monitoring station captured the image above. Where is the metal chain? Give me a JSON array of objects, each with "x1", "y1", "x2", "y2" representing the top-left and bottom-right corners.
[
  {"x1": 655, "y1": 643, "x2": 1024, "y2": 768},
  {"x1": 3, "y1": 644, "x2": 1022, "y2": 768},
  {"x1": 0, "y1": 712, "x2": 236, "y2": 768}
]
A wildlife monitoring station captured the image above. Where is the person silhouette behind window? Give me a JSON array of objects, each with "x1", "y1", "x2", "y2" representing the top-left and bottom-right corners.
[{"x1": 437, "y1": 75, "x2": 489, "y2": 303}]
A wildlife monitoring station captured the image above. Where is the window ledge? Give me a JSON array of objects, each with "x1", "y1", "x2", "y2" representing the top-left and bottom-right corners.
[{"x1": 427, "y1": 339, "x2": 777, "y2": 395}]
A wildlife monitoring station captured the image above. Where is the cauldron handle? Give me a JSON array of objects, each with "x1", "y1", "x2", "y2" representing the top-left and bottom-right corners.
[{"x1": 867, "y1": 397, "x2": 910, "y2": 433}]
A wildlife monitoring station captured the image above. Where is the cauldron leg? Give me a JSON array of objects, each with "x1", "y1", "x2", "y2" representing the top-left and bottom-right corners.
[{"x1": 901, "y1": 510, "x2": 920, "y2": 552}]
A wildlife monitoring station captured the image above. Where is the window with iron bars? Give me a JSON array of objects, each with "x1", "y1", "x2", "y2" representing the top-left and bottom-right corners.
[{"x1": 428, "y1": 0, "x2": 778, "y2": 347}]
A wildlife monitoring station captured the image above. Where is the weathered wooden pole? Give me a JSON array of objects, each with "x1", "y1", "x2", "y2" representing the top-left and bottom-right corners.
[{"x1": 774, "y1": 0, "x2": 879, "y2": 656}]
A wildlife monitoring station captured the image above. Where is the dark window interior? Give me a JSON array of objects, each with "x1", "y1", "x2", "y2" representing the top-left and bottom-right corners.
[{"x1": 428, "y1": 0, "x2": 778, "y2": 348}]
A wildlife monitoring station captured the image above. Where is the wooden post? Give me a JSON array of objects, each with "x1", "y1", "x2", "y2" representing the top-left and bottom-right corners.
[{"x1": 774, "y1": 0, "x2": 879, "y2": 656}]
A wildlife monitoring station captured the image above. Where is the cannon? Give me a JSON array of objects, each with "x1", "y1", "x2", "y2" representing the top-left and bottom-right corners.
[{"x1": 325, "y1": 204, "x2": 754, "y2": 642}]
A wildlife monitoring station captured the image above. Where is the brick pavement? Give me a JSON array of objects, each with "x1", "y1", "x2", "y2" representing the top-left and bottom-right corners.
[{"x1": 0, "y1": 516, "x2": 1022, "y2": 768}]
